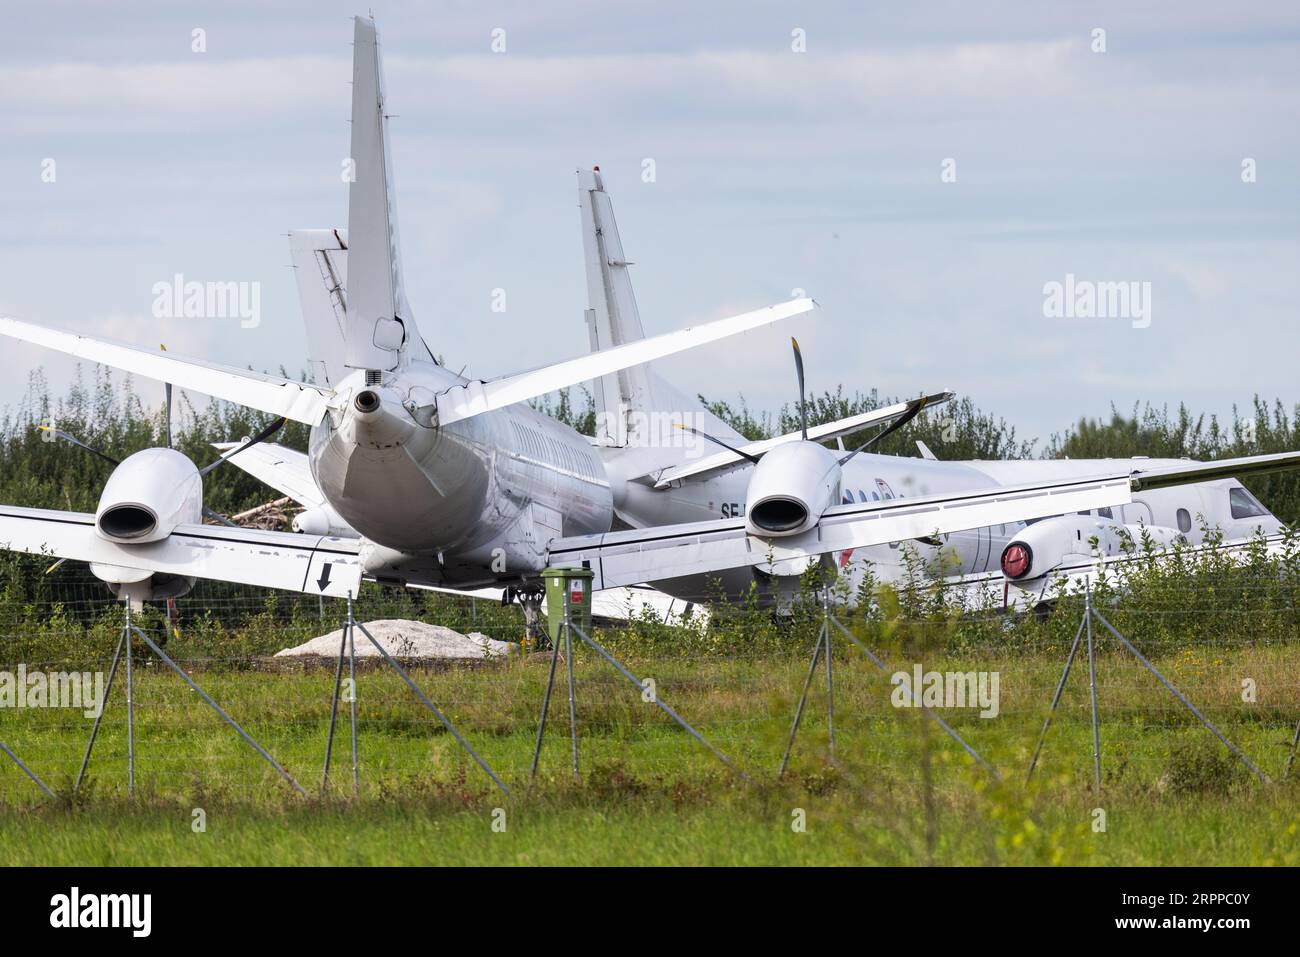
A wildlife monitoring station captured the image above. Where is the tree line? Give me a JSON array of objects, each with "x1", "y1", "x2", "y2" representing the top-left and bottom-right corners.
[{"x1": 4, "y1": 368, "x2": 1299, "y2": 525}]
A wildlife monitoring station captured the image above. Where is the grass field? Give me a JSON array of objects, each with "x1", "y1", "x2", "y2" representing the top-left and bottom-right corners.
[{"x1": 1, "y1": 634, "x2": 1298, "y2": 866}]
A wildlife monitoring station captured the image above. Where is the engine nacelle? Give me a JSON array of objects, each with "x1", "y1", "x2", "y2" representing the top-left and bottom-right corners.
[
  {"x1": 91, "y1": 562, "x2": 195, "y2": 601},
  {"x1": 744, "y1": 441, "x2": 841, "y2": 537},
  {"x1": 292, "y1": 503, "x2": 356, "y2": 537},
  {"x1": 95, "y1": 448, "x2": 203, "y2": 544},
  {"x1": 1001, "y1": 515, "x2": 1184, "y2": 583}
]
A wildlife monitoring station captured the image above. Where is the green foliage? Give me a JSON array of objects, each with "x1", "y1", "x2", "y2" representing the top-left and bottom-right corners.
[
  {"x1": 0, "y1": 366, "x2": 310, "y2": 519},
  {"x1": 1162, "y1": 738, "x2": 1250, "y2": 795},
  {"x1": 528, "y1": 386, "x2": 596, "y2": 436},
  {"x1": 1047, "y1": 397, "x2": 1300, "y2": 524},
  {"x1": 3, "y1": 370, "x2": 1300, "y2": 663}
]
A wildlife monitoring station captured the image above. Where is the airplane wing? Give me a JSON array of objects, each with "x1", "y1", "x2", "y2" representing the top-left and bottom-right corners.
[
  {"x1": 0, "y1": 504, "x2": 362, "y2": 598},
  {"x1": 549, "y1": 473, "x2": 1135, "y2": 589},
  {"x1": 651, "y1": 391, "x2": 954, "y2": 488},
  {"x1": 549, "y1": 451, "x2": 1300, "y2": 589},
  {"x1": 0, "y1": 317, "x2": 334, "y2": 425},
  {"x1": 211, "y1": 441, "x2": 327, "y2": 510},
  {"x1": 1126, "y1": 451, "x2": 1300, "y2": 490}
]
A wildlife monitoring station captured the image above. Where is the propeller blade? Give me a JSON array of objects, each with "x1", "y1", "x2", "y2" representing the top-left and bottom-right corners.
[
  {"x1": 198, "y1": 416, "x2": 287, "y2": 477},
  {"x1": 838, "y1": 395, "x2": 929, "y2": 467},
  {"x1": 38, "y1": 426, "x2": 120, "y2": 467},
  {"x1": 674, "y1": 425, "x2": 762, "y2": 465},
  {"x1": 164, "y1": 381, "x2": 173, "y2": 450},
  {"x1": 791, "y1": 337, "x2": 808, "y2": 441},
  {"x1": 203, "y1": 506, "x2": 240, "y2": 528},
  {"x1": 44, "y1": 557, "x2": 68, "y2": 575}
]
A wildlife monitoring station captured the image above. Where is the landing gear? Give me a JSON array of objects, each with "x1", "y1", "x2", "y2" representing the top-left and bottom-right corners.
[{"x1": 503, "y1": 583, "x2": 547, "y2": 650}]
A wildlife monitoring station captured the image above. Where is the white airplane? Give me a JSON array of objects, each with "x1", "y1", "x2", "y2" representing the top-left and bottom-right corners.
[
  {"x1": 545, "y1": 169, "x2": 1293, "y2": 609},
  {"x1": 275, "y1": 165, "x2": 1293, "y2": 619},
  {"x1": 0, "y1": 16, "x2": 1295, "y2": 618}
]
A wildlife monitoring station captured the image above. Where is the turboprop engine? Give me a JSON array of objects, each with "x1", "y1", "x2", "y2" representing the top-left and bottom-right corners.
[
  {"x1": 722, "y1": 339, "x2": 929, "y2": 542},
  {"x1": 90, "y1": 447, "x2": 203, "y2": 602},
  {"x1": 744, "y1": 441, "x2": 842, "y2": 537},
  {"x1": 95, "y1": 448, "x2": 203, "y2": 543},
  {"x1": 1000, "y1": 514, "x2": 1184, "y2": 584}
]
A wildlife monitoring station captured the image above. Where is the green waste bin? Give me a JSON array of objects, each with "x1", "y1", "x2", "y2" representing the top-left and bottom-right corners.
[{"x1": 542, "y1": 566, "x2": 593, "y2": 648}]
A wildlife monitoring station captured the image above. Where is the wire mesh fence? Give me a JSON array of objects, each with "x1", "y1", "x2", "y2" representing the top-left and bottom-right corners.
[{"x1": 2, "y1": 557, "x2": 1299, "y2": 807}]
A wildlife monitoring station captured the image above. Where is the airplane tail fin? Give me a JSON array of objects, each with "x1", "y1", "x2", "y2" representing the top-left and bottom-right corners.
[
  {"x1": 578, "y1": 168, "x2": 745, "y2": 447},
  {"x1": 345, "y1": 16, "x2": 422, "y2": 376},
  {"x1": 579, "y1": 167, "x2": 650, "y2": 445}
]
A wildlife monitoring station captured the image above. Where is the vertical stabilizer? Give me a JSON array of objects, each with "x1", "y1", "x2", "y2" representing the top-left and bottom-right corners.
[
  {"x1": 577, "y1": 168, "x2": 745, "y2": 447},
  {"x1": 579, "y1": 168, "x2": 651, "y2": 445},
  {"x1": 345, "y1": 16, "x2": 421, "y2": 374}
]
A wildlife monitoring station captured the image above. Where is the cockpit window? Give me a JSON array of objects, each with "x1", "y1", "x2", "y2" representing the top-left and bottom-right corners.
[{"x1": 1229, "y1": 486, "x2": 1269, "y2": 520}]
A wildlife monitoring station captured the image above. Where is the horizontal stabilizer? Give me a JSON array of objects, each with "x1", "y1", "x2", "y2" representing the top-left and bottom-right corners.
[
  {"x1": 0, "y1": 317, "x2": 334, "y2": 425},
  {"x1": 429, "y1": 298, "x2": 817, "y2": 426},
  {"x1": 0, "y1": 503, "x2": 361, "y2": 597},
  {"x1": 211, "y1": 441, "x2": 326, "y2": 509}
]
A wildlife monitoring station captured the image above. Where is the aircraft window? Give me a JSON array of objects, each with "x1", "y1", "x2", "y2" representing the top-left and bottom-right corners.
[
  {"x1": 1098, "y1": 507, "x2": 1112, "y2": 519},
  {"x1": 871, "y1": 491, "x2": 880, "y2": 501},
  {"x1": 857, "y1": 490, "x2": 868, "y2": 503},
  {"x1": 1176, "y1": 508, "x2": 1192, "y2": 533},
  {"x1": 1077, "y1": 511, "x2": 1090, "y2": 516},
  {"x1": 1229, "y1": 487, "x2": 1269, "y2": 520},
  {"x1": 843, "y1": 493, "x2": 853, "y2": 505}
]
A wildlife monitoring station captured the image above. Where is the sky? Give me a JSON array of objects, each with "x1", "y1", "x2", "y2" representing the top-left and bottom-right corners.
[{"x1": 1, "y1": 0, "x2": 1297, "y2": 449}]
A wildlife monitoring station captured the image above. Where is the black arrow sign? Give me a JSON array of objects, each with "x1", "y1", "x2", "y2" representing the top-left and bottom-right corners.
[{"x1": 316, "y1": 563, "x2": 332, "y2": 591}]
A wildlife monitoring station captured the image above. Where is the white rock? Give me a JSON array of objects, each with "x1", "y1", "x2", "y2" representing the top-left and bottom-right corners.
[{"x1": 276, "y1": 619, "x2": 516, "y2": 659}]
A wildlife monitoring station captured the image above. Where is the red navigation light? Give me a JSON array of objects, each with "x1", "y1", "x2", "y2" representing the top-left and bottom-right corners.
[{"x1": 1001, "y1": 543, "x2": 1032, "y2": 579}]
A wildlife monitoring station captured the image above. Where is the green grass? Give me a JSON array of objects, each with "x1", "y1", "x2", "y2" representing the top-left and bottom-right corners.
[{"x1": 1, "y1": 640, "x2": 1298, "y2": 865}]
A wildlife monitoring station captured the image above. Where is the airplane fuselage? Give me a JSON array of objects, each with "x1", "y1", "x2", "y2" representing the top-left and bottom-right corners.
[
  {"x1": 308, "y1": 365, "x2": 1285, "y2": 600},
  {"x1": 309, "y1": 362, "x2": 613, "y2": 586}
]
